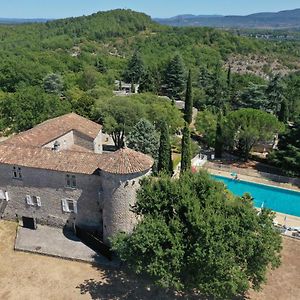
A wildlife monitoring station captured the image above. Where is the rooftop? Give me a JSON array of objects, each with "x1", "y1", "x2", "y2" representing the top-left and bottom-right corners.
[
  {"x1": 99, "y1": 147, "x2": 154, "y2": 175},
  {"x1": 0, "y1": 114, "x2": 154, "y2": 175},
  {"x1": 4, "y1": 113, "x2": 102, "y2": 147},
  {"x1": 0, "y1": 144, "x2": 104, "y2": 175}
]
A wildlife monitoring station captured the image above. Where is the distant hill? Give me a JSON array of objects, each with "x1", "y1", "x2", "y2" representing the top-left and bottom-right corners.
[
  {"x1": 154, "y1": 9, "x2": 300, "y2": 29},
  {"x1": 0, "y1": 18, "x2": 51, "y2": 24}
]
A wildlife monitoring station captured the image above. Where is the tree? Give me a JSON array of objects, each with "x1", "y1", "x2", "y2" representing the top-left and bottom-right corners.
[
  {"x1": 43, "y1": 73, "x2": 64, "y2": 95},
  {"x1": 112, "y1": 171, "x2": 282, "y2": 299},
  {"x1": 123, "y1": 51, "x2": 145, "y2": 83},
  {"x1": 95, "y1": 56, "x2": 107, "y2": 73},
  {"x1": 78, "y1": 68, "x2": 98, "y2": 91},
  {"x1": 157, "y1": 121, "x2": 173, "y2": 175},
  {"x1": 268, "y1": 118, "x2": 300, "y2": 176},
  {"x1": 127, "y1": 119, "x2": 159, "y2": 158},
  {"x1": 215, "y1": 113, "x2": 223, "y2": 158},
  {"x1": 227, "y1": 65, "x2": 232, "y2": 89},
  {"x1": 278, "y1": 98, "x2": 289, "y2": 123},
  {"x1": 71, "y1": 95, "x2": 96, "y2": 119},
  {"x1": 283, "y1": 72, "x2": 300, "y2": 121},
  {"x1": 0, "y1": 86, "x2": 71, "y2": 133},
  {"x1": 195, "y1": 110, "x2": 217, "y2": 148},
  {"x1": 184, "y1": 70, "x2": 193, "y2": 124},
  {"x1": 265, "y1": 75, "x2": 286, "y2": 114},
  {"x1": 199, "y1": 66, "x2": 227, "y2": 110},
  {"x1": 223, "y1": 108, "x2": 283, "y2": 160},
  {"x1": 131, "y1": 82, "x2": 135, "y2": 94},
  {"x1": 97, "y1": 97, "x2": 147, "y2": 149},
  {"x1": 180, "y1": 123, "x2": 192, "y2": 174},
  {"x1": 237, "y1": 83, "x2": 268, "y2": 110},
  {"x1": 164, "y1": 54, "x2": 186, "y2": 100},
  {"x1": 138, "y1": 69, "x2": 156, "y2": 93}
]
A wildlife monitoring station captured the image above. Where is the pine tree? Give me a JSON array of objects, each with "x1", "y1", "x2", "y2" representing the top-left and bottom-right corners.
[
  {"x1": 164, "y1": 54, "x2": 186, "y2": 100},
  {"x1": 43, "y1": 73, "x2": 64, "y2": 95},
  {"x1": 138, "y1": 69, "x2": 156, "y2": 93},
  {"x1": 180, "y1": 123, "x2": 192, "y2": 174},
  {"x1": 215, "y1": 114, "x2": 223, "y2": 158},
  {"x1": 184, "y1": 70, "x2": 193, "y2": 124},
  {"x1": 265, "y1": 75, "x2": 286, "y2": 114},
  {"x1": 123, "y1": 51, "x2": 145, "y2": 83},
  {"x1": 158, "y1": 121, "x2": 173, "y2": 176}
]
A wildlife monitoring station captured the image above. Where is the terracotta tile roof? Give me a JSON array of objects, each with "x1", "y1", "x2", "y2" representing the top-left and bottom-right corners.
[
  {"x1": 4, "y1": 113, "x2": 101, "y2": 147},
  {"x1": 99, "y1": 147, "x2": 154, "y2": 175},
  {"x1": 0, "y1": 114, "x2": 153, "y2": 175},
  {"x1": 0, "y1": 144, "x2": 105, "y2": 175}
]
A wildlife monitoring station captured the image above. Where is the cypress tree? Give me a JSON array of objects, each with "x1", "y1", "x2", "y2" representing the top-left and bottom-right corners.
[
  {"x1": 131, "y1": 82, "x2": 135, "y2": 93},
  {"x1": 227, "y1": 65, "x2": 232, "y2": 88},
  {"x1": 184, "y1": 69, "x2": 193, "y2": 124},
  {"x1": 278, "y1": 99, "x2": 289, "y2": 123},
  {"x1": 158, "y1": 121, "x2": 173, "y2": 176},
  {"x1": 181, "y1": 123, "x2": 192, "y2": 174},
  {"x1": 215, "y1": 114, "x2": 223, "y2": 158}
]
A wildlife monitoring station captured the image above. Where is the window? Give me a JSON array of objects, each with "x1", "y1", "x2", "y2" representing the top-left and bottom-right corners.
[
  {"x1": 61, "y1": 199, "x2": 77, "y2": 213},
  {"x1": 65, "y1": 174, "x2": 76, "y2": 188},
  {"x1": 12, "y1": 166, "x2": 22, "y2": 180},
  {"x1": 25, "y1": 195, "x2": 41, "y2": 207}
]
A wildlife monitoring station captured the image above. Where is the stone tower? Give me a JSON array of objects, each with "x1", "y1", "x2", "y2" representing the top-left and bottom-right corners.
[{"x1": 99, "y1": 148, "x2": 154, "y2": 245}]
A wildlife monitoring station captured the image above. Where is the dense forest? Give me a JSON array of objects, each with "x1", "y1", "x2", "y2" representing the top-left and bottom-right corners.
[{"x1": 0, "y1": 9, "x2": 299, "y2": 174}]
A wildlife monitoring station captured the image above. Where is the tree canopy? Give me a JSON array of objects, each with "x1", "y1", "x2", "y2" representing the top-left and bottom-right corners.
[
  {"x1": 112, "y1": 171, "x2": 282, "y2": 299},
  {"x1": 268, "y1": 118, "x2": 300, "y2": 176},
  {"x1": 163, "y1": 54, "x2": 186, "y2": 100},
  {"x1": 127, "y1": 118, "x2": 159, "y2": 158},
  {"x1": 223, "y1": 108, "x2": 283, "y2": 160},
  {"x1": 0, "y1": 86, "x2": 71, "y2": 133}
]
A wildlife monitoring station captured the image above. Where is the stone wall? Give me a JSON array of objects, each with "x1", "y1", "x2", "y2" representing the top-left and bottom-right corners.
[
  {"x1": 0, "y1": 164, "x2": 102, "y2": 230},
  {"x1": 101, "y1": 169, "x2": 151, "y2": 244},
  {"x1": 43, "y1": 131, "x2": 74, "y2": 150},
  {"x1": 93, "y1": 129, "x2": 103, "y2": 154}
]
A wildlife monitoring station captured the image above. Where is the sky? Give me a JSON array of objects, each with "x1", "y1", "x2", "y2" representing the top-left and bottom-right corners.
[{"x1": 1, "y1": 0, "x2": 300, "y2": 19}]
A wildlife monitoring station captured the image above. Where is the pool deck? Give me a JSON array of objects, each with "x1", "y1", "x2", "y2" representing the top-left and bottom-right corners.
[{"x1": 207, "y1": 168, "x2": 300, "y2": 228}]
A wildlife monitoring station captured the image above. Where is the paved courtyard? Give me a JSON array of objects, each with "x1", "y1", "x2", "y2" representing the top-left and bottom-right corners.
[{"x1": 15, "y1": 224, "x2": 111, "y2": 265}]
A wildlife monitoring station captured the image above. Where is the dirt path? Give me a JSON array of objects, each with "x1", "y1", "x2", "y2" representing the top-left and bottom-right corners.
[{"x1": 1, "y1": 220, "x2": 300, "y2": 300}]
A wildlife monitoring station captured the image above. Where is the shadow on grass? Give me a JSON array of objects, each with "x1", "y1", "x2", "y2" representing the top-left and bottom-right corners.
[{"x1": 76, "y1": 258, "x2": 247, "y2": 300}]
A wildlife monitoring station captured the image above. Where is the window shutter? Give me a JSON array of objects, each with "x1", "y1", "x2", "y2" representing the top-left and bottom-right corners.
[
  {"x1": 26, "y1": 195, "x2": 33, "y2": 205},
  {"x1": 5, "y1": 191, "x2": 9, "y2": 201},
  {"x1": 36, "y1": 196, "x2": 42, "y2": 207},
  {"x1": 73, "y1": 201, "x2": 78, "y2": 214},
  {"x1": 61, "y1": 199, "x2": 68, "y2": 212}
]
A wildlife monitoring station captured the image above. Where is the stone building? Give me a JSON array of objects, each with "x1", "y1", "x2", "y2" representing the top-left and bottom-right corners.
[{"x1": 0, "y1": 113, "x2": 153, "y2": 245}]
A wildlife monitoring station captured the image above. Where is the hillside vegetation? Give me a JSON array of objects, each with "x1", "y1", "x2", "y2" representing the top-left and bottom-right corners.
[{"x1": 0, "y1": 9, "x2": 299, "y2": 134}]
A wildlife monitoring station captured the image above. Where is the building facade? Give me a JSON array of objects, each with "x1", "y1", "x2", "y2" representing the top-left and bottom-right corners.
[{"x1": 0, "y1": 113, "x2": 153, "y2": 245}]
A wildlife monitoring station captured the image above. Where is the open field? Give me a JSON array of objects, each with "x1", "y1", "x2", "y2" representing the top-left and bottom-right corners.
[{"x1": 0, "y1": 220, "x2": 300, "y2": 300}]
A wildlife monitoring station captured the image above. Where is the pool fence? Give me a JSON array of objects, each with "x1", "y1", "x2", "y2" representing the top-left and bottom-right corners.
[{"x1": 203, "y1": 161, "x2": 300, "y2": 187}]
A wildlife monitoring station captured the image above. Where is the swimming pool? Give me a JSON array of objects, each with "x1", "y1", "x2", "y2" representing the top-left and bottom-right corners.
[{"x1": 212, "y1": 175, "x2": 300, "y2": 217}]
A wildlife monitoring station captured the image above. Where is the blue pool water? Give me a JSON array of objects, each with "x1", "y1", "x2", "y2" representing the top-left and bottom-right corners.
[{"x1": 212, "y1": 175, "x2": 300, "y2": 217}]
